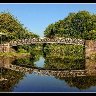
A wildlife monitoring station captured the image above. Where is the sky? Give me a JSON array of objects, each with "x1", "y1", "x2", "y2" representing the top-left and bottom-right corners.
[{"x1": 0, "y1": 3, "x2": 96, "y2": 37}]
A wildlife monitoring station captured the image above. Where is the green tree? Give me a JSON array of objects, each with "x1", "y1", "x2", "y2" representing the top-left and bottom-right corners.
[
  {"x1": 0, "y1": 12, "x2": 39, "y2": 43},
  {"x1": 44, "y1": 10, "x2": 96, "y2": 40}
]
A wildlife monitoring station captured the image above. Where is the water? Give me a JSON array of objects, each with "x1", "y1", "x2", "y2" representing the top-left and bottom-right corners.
[
  {"x1": 35, "y1": 56, "x2": 45, "y2": 68},
  {"x1": 12, "y1": 73, "x2": 80, "y2": 92},
  {"x1": 0, "y1": 49, "x2": 96, "y2": 92}
]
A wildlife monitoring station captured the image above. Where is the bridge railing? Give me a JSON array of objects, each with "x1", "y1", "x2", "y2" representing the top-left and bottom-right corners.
[{"x1": 9, "y1": 38, "x2": 85, "y2": 46}]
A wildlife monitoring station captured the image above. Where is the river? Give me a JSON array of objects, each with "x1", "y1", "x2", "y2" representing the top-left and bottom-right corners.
[{"x1": 0, "y1": 47, "x2": 96, "y2": 92}]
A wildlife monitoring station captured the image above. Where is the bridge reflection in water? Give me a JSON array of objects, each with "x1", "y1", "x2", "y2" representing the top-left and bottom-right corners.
[
  {"x1": 0, "y1": 56, "x2": 96, "y2": 92},
  {"x1": 0, "y1": 57, "x2": 96, "y2": 78}
]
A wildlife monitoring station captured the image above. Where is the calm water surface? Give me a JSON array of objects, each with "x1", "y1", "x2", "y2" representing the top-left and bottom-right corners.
[{"x1": 0, "y1": 51, "x2": 96, "y2": 92}]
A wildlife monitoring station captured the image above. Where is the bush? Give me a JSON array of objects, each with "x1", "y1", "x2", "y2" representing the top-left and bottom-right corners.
[{"x1": 17, "y1": 48, "x2": 27, "y2": 53}]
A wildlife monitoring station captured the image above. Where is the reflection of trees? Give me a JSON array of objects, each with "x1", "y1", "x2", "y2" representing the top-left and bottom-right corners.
[
  {"x1": 43, "y1": 44, "x2": 85, "y2": 70},
  {"x1": 30, "y1": 50, "x2": 43, "y2": 62},
  {"x1": 63, "y1": 76, "x2": 96, "y2": 90},
  {"x1": 44, "y1": 58, "x2": 85, "y2": 70},
  {"x1": 0, "y1": 68, "x2": 25, "y2": 92},
  {"x1": 12, "y1": 57, "x2": 36, "y2": 67},
  {"x1": 12, "y1": 50, "x2": 43, "y2": 67},
  {"x1": 51, "y1": 72, "x2": 96, "y2": 90}
]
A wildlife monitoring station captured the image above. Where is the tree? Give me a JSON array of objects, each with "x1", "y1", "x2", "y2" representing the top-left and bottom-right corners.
[
  {"x1": 44, "y1": 10, "x2": 96, "y2": 40},
  {"x1": 0, "y1": 12, "x2": 39, "y2": 43},
  {"x1": 44, "y1": 24, "x2": 55, "y2": 38}
]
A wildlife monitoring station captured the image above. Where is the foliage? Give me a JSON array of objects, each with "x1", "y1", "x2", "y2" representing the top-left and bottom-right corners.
[
  {"x1": 44, "y1": 11, "x2": 96, "y2": 40},
  {"x1": 12, "y1": 57, "x2": 35, "y2": 66},
  {"x1": 16, "y1": 44, "x2": 42, "y2": 53},
  {"x1": 0, "y1": 68, "x2": 24, "y2": 92},
  {"x1": 64, "y1": 76, "x2": 96, "y2": 90},
  {"x1": 44, "y1": 44, "x2": 85, "y2": 60},
  {"x1": 12, "y1": 50, "x2": 42, "y2": 67},
  {"x1": 44, "y1": 58, "x2": 85, "y2": 70},
  {"x1": 17, "y1": 48, "x2": 27, "y2": 53},
  {"x1": 0, "y1": 12, "x2": 39, "y2": 43}
]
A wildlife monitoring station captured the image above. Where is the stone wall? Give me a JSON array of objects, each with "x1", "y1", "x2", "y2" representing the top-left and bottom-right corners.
[
  {"x1": 0, "y1": 43, "x2": 10, "y2": 52},
  {"x1": 85, "y1": 40, "x2": 96, "y2": 57}
]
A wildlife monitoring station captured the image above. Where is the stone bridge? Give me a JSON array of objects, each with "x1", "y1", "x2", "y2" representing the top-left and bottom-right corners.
[
  {"x1": 0, "y1": 39, "x2": 96, "y2": 59},
  {"x1": 1, "y1": 38, "x2": 96, "y2": 59},
  {"x1": 0, "y1": 38, "x2": 96, "y2": 59},
  {"x1": 9, "y1": 38, "x2": 85, "y2": 46},
  {"x1": 0, "y1": 37, "x2": 85, "y2": 52}
]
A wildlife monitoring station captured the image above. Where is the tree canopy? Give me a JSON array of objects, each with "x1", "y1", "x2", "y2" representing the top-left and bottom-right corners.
[
  {"x1": 44, "y1": 11, "x2": 96, "y2": 40},
  {"x1": 0, "y1": 12, "x2": 39, "y2": 43}
]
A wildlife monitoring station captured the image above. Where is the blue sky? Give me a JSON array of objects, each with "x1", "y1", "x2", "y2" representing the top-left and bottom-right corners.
[{"x1": 0, "y1": 3, "x2": 96, "y2": 37}]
